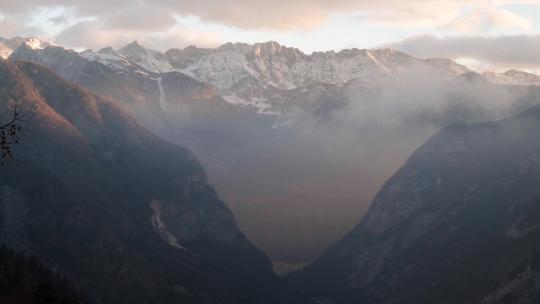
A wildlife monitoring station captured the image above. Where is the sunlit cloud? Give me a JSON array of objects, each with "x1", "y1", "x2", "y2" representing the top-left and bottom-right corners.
[
  {"x1": 384, "y1": 34, "x2": 540, "y2": 72},
  {"x1": 54, "y1": 17, "x2": 221, "y2": 51},
  {"x1": 442, "y1": 3, "x2": 532, "y2": 34},
  {"x1": 0, "y1": 0, "x2": 540, "y2": 71}
]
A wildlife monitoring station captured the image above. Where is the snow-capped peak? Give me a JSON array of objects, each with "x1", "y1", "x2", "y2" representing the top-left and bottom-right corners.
[
  {"x1": 0, "y1": 44, "x2": 12, "y2": 59},
  {"x1": 0, "y1": 37, "x2": 53, "y2": 59},
  {"x1": 23, "y1": 38, "x2": 50, "y2": 50},
  {"x1": 118, "y1": 41, "x2": 174, "y2": 73},
  {"x1": 14, "y1": 36, "x2": 534, "y2": 115},
  {"x1": 97, "y1": 46, "x2": 118, "y2": 55}
]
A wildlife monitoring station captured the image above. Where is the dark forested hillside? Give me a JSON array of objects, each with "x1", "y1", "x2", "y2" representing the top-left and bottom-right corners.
[
  {"x1": 0, "y1": 60, "x2": 312, "y2": 304},
  {"x1": 0, "y1": 245, "x2": 80, "y2": 304}
]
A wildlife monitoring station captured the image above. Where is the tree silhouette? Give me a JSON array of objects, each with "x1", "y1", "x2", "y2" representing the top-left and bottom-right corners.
[
  {"x1": 0, "y1": 103, "x2": 23, "y2": 165},
  {"x1": 0, "y1": 245, "x2": 81, "y2": 304}
]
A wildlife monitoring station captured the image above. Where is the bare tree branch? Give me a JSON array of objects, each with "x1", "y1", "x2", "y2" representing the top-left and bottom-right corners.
[{"x1": 0, "y1": 102, "x2": 23, "y2": 165}]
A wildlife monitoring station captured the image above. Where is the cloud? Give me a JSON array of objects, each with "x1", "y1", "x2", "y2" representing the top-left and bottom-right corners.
[
  {"x1": 47, "y1": 15, "x2": 69, "y2": 26},
  {"x1": 1, "y1": 0, "x2": 539, "y2": 55},
  {"x1": 0, "y1": 0, "x2": 538, "y2": 31},
  {"x1": 383, "y1": 34, "x2": 540, "y2": 72},
  {"x1": 100, "y1": 7, "x2": 176, "y2": 31},
  {"x1": 443, "y1": 4, "x2": 532, "y2": 33},
  {"x1": 54, "y1": 19, "x2": 220, "y2": 51},
  {"x1": 0, "y1": 14, "x2": 45, "y2": 38}
]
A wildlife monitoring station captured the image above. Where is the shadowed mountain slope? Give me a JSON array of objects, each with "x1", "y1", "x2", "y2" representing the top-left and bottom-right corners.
[
  {"x1": 291, "y1": 103, "x2": 540, "y2": 304},
  {"x1": 0, "y1": 60, "x2": 312, "y2": 304}
]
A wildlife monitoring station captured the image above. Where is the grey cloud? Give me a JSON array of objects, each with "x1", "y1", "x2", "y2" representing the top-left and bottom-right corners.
[
  {"x1": 0, "y1": 0, "x2": 130, "y2": 15},
  {"x1": 100, "y1": 6, "x2": 176, "y2": 31},
  {"x1": 53, "y1": 20, "x2": 123, "y2": 49},
  {"x1": 384, "y1": 34, "x2": 540, "y2": 71},
  {"x1": 48, "y1": 15, "x2": 69, "y2": 26},
  {"x1": 0, "y1": 0, "x2": 508, "y2": 30},
  {"x1": 0, "y1": 15, "x2": 45, "y2": 38},
  {"x1": 2, "y1": 0, "x2": 539, "y2": 56},
  {"x1": 0, "y1": 0, "x2": 349, "y2": 30},
  {"x1": 54, "y1": 19, "x2": 220, "y2": 50}
]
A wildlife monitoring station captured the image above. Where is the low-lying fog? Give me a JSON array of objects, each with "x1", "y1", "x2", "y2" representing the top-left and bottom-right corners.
[{"x1": 153, "y1": 67, "x2": 540, "y2": 262}]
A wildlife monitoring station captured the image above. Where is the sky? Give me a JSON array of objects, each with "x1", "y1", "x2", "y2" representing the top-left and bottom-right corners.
[{"x1": 1, "y1": 0, "x2": 540, "y2": 72}]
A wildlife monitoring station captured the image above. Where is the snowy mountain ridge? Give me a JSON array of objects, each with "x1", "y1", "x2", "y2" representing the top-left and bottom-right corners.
[
  {"x1": 483, "y1": 69, "x2": 540, "y2": 86},
  {"x1": 4, "y1": 36, "x2": 540, "y2": 112},
  {"x1": 89, "y1": 40, "x2": 540, "y2": 110},
  {"x1": 0, "y1": 37, "x2": 52, "y2": 59},
  {"x1": 0, "y1": 37, "x2": 50, "y2": 58},
  {"x1": 82, "y1": 40, "x2": 474, "y2": 111}
]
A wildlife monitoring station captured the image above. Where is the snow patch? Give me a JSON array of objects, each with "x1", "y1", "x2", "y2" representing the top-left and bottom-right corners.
[
  {"x1": 0, "y1": 45, "x2": 12, "y2": 59},
  {"x1": 156, "y1": 77, "x2": 169, "y2": 111},
  {"x1": 222, "y1": 95, "x2": 279, "y2": 115},
  {"x1": 23, "y1": 38, "x2": 50, "y2": 50},
  {"x1": 150, "y1": 199, "x2": 194, "y2": 254}
]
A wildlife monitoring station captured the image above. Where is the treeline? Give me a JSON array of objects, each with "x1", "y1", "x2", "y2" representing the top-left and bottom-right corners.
[{"x1": 0, "y1": 244, "x2": 81, "y2": 304}]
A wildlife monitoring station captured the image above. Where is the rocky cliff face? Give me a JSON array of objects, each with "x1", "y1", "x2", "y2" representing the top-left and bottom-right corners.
[
  {"x1": 0, "y1": 60, "x2": 311, "y2": 304},
  {"x1": 291, "y1": 102, "x2": 540, "y2": 303}
]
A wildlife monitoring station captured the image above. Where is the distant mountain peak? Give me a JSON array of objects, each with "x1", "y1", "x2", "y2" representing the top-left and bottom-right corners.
[
  {"x1": 503, "y1": 69, "x2": 537, "y2": 77},
  {"x1": 97, "y1": 46, "x2": 117, "y2": 55},
  {"x1": 254, "y1": 40, "x2": 282, "y2": 50},
  {"x1": 483, "y1": 69, "x2": 540, "y2": 86},
  {"x1": 183, "y1": 45, "x2": 200, "y2": 51},
  {"x1": 122, "y1": 40, "x2": 144, "y2": 49},
  {"x1": 118, "y1": 40, "x2": 174, "y2": 73},
  {"x1": 0, "y1": 44, "x2": 12, "y2": 59},
  {"x1": 22, "y1": 37, "x2": 51, "y2": 50},
  {"x1": 6, "y1": 35, "x2": 540, "y2": 114},
  {"x1": 118, "y1": 40, "x2": 149, "y2": 55}
]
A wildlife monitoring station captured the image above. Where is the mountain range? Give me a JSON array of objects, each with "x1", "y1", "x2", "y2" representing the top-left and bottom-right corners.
[
  {"x1": 3, "y1": 37, "x2": 540, "y2": 115},
  {"x1": 4, "y1": 36, "x2": 540, "y2": 263},
  {"x1": 3, "y1": 34, "x2": 540, "y2": 304}
]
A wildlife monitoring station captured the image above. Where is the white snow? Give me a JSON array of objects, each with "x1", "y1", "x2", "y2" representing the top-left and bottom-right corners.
[
  {"x1": 118, "y1": 42, "x2": 175, "y2": 73},
  {"x1": 79, "y1": 49, "x2": 150, "y2": 76},
  {"x1": 165, "y1": 43, "x2": 472, "y2": 111},
  {"x1": 137, "y1": 52, "x2": 175, "y2": 73},
  {"x1": 73, "y1": 39, "x2": 540, "y2": 115},
  {"x1": 0, "y1": 44, "x2": 12, "y2": 59},
  {"x1": 23, "y1": 38, "x2": 50, "y2": 50},
  {"x1": 150, "y1": 199, "x2": 194, "y2": 254},
  {"x1": 156, "y1": 76, "x2": 169, "y2": 111}
]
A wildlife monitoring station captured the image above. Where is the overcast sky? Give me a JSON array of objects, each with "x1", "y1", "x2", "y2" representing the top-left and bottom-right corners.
[{"x1": 1, "y1": 0, "x2": 540, "y2": 72}]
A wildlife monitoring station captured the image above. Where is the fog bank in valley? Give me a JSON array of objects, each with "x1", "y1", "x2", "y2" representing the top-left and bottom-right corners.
[{"x1": 147, "y1": 67, "x2": 540, "y2": 261}]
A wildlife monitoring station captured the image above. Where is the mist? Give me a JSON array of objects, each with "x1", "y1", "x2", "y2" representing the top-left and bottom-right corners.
[{"x1": 146, "y1": 65, "x2": 540, "y2": 262}]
